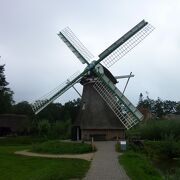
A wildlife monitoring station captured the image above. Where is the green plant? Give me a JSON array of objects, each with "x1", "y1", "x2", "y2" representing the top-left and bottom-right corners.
[
  {"x1": 119, "y1": 151, "x2": 162, "y2": 180},
  {"x1": 0, "y1": 136, "x2": 47, "y2": 146},
  {"x1": 171, "y1": 168, "x2": 180, "y2": 180},
  {"x1": 126, "y1": 119, "x2": 180, "y2": 141},
  {"x1": 144, "y1": 140, "x2": 180, "y2": 159},
  {"x1": 0, "y1": 145, "x2": 90, "y2": 180},
  {"x1": 48, "y1": 120, "x2": 71, "y2": 139},
  {"x1": 37, "y1": 119, "x2": 51, "y2": 137},
  {"x1": 31, "y1": 140, "x2": 94, "y2": 154},
  {"x1": 0, "y1": 64, "x2": 14, "y2": 114}
]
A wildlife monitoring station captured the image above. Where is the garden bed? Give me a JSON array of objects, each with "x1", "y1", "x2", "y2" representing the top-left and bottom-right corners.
[{"x1": 31, "y1": 140, "x2": 94, "y2": 154}]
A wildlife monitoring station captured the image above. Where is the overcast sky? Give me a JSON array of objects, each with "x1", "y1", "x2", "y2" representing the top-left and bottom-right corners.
[{"x1": 1, "y1": 0, "x2": 180, "y2": 105}]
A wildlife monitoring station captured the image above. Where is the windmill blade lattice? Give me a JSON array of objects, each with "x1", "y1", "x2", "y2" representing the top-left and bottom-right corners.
[
  {"x1": 99, "y1": 21, "x2": 154, "y2": 68},
  {"x1": 31, "y1": 71, "x2": 83, "y2": 114},
  {"x1": 93, "y1": 73, "x2": 143, "y2": 129},
  {"x1": 31, "y1": 19, "x2": 154, "y2": 119},
  {"x1": 58, "y1": 27, "x2": 94, "y2": 65}
]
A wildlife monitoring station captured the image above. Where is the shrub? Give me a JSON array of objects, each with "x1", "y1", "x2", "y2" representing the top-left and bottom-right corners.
[
  {"x1": 48, "y1": 120, "x2": 71, "y2": 139},
  {"x1": 34, "y1": 119, "x2": 71, "y2": 139},
  {"x1": 31, "y1": 140, "x2": 93, "y2": 154},
  {"x1": 144, "y1": 140, "x2": 180, "y2": 159},
  {"x1": 172, "y1": 168, "x2": 180, "y2": 180},
  {"x1": 126, "y1": 119, "x2": 180, "y2": 141},
  {"x1": 37, "y1": 119, "x2": 51, "y2": 137}
]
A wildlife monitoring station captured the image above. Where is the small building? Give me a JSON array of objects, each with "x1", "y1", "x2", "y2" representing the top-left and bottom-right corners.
[
  {"x1": 72, "y1": 66, "x2": 125, "y2": 141},
  {"x1": 0, "y1": 114, "x2": 29, "y2": 136}
]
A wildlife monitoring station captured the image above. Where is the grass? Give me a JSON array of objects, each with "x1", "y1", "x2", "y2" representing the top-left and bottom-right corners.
[
  {"x1": 119, "y1": 151, "x2": 163, "y2": 180},
  {"x1": 31, "y1": 140, "x2": 93, "y2": 154},
  {"x1": 0, "y1": 138, "x2": 90, "y2": 180},
  {"x1": 0, "y1": 136, "x2": 47, "y2": 145},
  {"x1": 122, "y1": 118, "x2": 180, "y2": 179},
  {"x1": 121, "y1": 140, "x2": 180, "y2": 179}
]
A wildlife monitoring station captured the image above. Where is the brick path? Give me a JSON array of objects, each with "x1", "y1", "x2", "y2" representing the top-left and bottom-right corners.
[{"x1": 83, "y1": 141, "x2": 130, "y2": 180}]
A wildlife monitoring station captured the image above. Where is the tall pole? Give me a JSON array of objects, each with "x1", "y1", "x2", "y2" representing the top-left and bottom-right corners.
[
  {"x1": 72, "y1": 85, "x2": 82, "y2": 97},
  {"x1": 123, "y1": 72, "x2": 132, "y2": 94}
]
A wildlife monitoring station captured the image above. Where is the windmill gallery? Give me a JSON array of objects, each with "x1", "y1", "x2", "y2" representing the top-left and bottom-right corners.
[{"x1": 31, "y1": 20, "x2": 154, "y2": 141}]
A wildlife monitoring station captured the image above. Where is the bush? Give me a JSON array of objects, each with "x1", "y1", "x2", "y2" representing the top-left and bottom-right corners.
[
  {"x1": 37, "y1": 119, "x2": 51, "y2": 137},
  {"x1": 34, "y1": 119, "x2": 71, "y2": 139},
  {"x1": 31, "y1": 140, "x2": 93, "y2": 154},
  {"x1": 126, "y1": 119, "x2": 180, "y2": 141},
  {"x1": 48, "y1": 120, "x2": 71, "y2": 139},
  {"x1": 170, "y1": 168, "x2": 180, "y2": 180},
  {"x1": 144, "y1": 140, "x2": 180, "y2": 159}
]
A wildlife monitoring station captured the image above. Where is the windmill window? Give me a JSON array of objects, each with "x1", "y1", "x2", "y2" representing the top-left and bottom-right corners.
[{"x1": 82, "y1": 102, "x2": 86, "y2": 110}]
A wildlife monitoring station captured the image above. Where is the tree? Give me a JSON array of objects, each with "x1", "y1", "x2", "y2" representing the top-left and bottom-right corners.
[
  {"x1": 12, "y1": 101, "x2": 34, "y2": 116},
  {"x1": 37, "y1": 98, "x2": 81, "y2": 123},
  {"x1": 154, "y1": 98, "x2": 164, "y2": 118},
  {"x1": 137, "y1": 93, "x2": 154, "y2": 110},
  {"x1": 37, "y1": 119, "x2": 51, "y2": 137},
  {"x1": 163, "y1": 100, "x2": 177, "y2": 114},
  {"x1": 137, "y1": 93, "x2": 180, "y2": 118},
  {"x1": 0, "y1": 64, "x2": 14, "y2": 113},
  {"x1": 176, "y1": 102, "x2": 180, "y2": 115},
  {"x1": 37, "y1": 103, "x2": 63, "y2": 123}
]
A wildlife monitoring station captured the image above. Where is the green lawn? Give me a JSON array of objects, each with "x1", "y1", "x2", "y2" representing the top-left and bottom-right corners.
[
  {"x1": 31, "y1": 140, "x2": 93, "y2": 154},
  {"x1": 119, "y1": 151, "x2": 163, "y2": 180},
  {"x1": 0, "y1": 141, "x2": 90, "y2": 180},
  {"x1": 0, "y1": 136, "x2": 47, "y2": 145}
]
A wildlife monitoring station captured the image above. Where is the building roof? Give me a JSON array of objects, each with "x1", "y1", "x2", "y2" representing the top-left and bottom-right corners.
[
  {"x1": 74, "y1": 83, "x2": 124, "y2": 130},
  {"x1": 80, "y1": 65, "x2": 117, "y2": 85}
]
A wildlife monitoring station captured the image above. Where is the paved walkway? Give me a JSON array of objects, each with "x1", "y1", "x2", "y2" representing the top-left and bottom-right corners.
[
  {"x1": 83, "y1": 141, "x2": 130, "y2": 180},
  {"x1": 15, "y1": 150, "x2": 94, "y2": 161}
]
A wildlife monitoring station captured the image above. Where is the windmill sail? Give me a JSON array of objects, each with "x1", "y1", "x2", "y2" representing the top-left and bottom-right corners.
[
  {"x1": 31, "y1": 19, "x2": 154, "y2": 120},
  {"x1": 31, "y1": 71, "x2": 83, "y2": 114},
  {"x1": 93, "y1": 73, "x2": 143, "y2": 129},
  {"x1": 58, "y1": 27, "x2": 94, "y2": 65},
  {"x1": 97, "y1": 20, "x2": 154, "y2": 68}
]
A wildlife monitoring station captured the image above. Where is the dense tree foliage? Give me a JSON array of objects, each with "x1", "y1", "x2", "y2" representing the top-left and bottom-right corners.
[
  {"x1": 12, "y1": 101, "x2": 33, "y2": 116},
  {"x1": 0, "y1": 64, "x2": 14, "y2": 113},
  {"x1": 0, "y1": 63, "x2": 80, "y2": 137},
  {"x1": 35, "y1": 99, "x2": 80, "y2": 138},
  {"x1": 37, "y1": 98, "x2": 80, "y2": 123},
  {"x1": 138, "y1": 93, "x2": 180, "y2": 118},
  {"x1": 11, "y1": 99, "x2": 81, "y2": 138}
]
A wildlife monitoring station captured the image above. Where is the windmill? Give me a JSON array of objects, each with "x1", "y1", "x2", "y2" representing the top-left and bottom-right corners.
[{"x1": 31, "y1": 20, "x2": 154, "y2": 140}]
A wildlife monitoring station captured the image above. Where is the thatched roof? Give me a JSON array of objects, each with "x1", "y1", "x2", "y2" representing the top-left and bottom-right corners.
[
  {"x1": 103, "y1": 65, "x2": 117, "y2": 84},
  {"x1": 74, "y1": 83, "x2": 124, "y2": 130}
]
